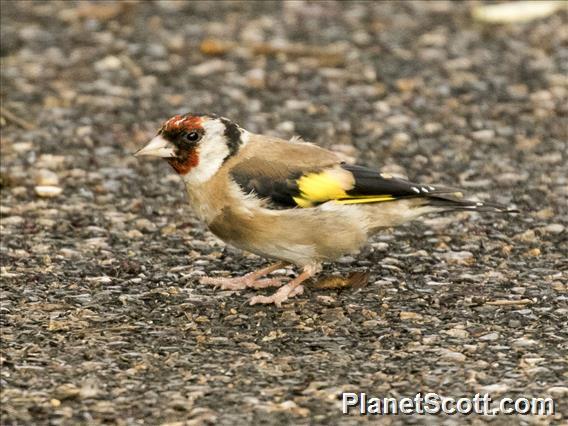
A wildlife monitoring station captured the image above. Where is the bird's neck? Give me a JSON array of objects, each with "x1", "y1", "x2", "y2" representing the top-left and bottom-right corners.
[{"x1": 183, "y1": 180, "x2": 221, "y2": 224}]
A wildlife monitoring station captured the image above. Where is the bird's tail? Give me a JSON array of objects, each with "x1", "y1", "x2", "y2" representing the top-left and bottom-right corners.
[{"x1": 426, "y1": 193, "x2": 519, "y2": 213}]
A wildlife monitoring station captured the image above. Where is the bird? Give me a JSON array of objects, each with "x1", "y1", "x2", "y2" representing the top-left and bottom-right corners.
[{"x1": 135, "y1": 113, "x2": 517, "y2": 306}]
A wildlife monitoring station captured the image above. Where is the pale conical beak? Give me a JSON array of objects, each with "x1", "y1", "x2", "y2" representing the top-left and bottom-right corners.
[{"x1": 134, "y1": 135, "x2": 176, "y2": 158}]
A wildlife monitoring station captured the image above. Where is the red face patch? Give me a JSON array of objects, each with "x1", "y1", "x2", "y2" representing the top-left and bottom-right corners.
[
  {"x1": 167, "y1": 151, "x2": 199, "y2": 175},
  {"x1": 160, "y1": 114, "x2": 205, "y2": 176}
]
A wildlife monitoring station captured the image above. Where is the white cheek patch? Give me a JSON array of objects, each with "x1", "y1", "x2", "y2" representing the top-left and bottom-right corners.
[
  {"x1": 240, "y1": 129, "x2": 250, "y2": 145},
  {"x1": 182, "y1": 120, "x2": 230, "y2": 185}
]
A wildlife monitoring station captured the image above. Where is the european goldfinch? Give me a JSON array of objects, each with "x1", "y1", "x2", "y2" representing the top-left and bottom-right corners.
[{"x1": 135, "y1": 113, "x2": 516, "y2": 306}]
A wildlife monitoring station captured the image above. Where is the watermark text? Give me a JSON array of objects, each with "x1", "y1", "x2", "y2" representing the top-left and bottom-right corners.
[{"x1": 341, "y1": 392, "x2": 555, "y2": 416}]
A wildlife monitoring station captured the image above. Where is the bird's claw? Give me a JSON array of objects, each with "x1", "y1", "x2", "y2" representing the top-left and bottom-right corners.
[
  {"x1": 200, "y1": 276, "x2": 250, "y2": 290},
  {"x1": 249, "y1": 284, "x2": 304, "y2": 307},
  {"x1": 200, "y1": 275, "x2": 286, "y2": 291}
]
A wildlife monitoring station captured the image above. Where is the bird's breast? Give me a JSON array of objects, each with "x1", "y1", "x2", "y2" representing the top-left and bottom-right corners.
[{"x1": 207, "y1": 202, "x2": 371, "y2": 266}]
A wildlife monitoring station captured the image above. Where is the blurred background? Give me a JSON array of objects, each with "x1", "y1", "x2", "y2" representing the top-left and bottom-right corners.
[
  {"x1": 1, "y1": 1, "x2": 567, "y2": 425},
  {"x1": 2, "y1": 1, "x2": 566, "y2": 188}
]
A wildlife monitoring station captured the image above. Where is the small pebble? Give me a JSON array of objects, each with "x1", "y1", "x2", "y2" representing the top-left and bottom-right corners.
[
  {"x1": 440, "y1": 351, "x2": 466, "y2": 363},
  {"x1": 547, "y1": 387, "x2": 568, "y2": 398},
  {"x1": 542, "y1": 223, "x2": 564, "y2": 234},
  {"x1": 34, "y1": 185, "x2": 63, "y2": 198},
  {"x1": 471, "y1": 129, "x2": 495, "y2": 142},
  {"x1": 34, "y1": 169, "x2": 59, "y2": 186},
  {"x1": 512, "y1": 337, "x2": 538, "y2": 348},
  {"x1": 479, "y1": 383, "x2": 509, "y2": 395},
  {"x1": 479, "y1": 332, "x2": 499, "y2": 341},
  {"x1": 400, "y1": 311, "x2": 422, "y2": 321},
  {"x1": 95, "y1": 55, "x2": 122, "y2": 71},
  {"x1": 439, "y1": 251, "x2": 474, "y2": 265},
  {"x1": 444, "y1": 328, "x2": 469, "y2": 339}
]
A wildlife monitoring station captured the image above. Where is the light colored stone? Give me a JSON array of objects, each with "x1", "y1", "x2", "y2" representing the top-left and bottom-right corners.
[
  {"x1": 134, "y1": 218, "x2": 157, "y2": 232},
  {"x1": 547, "y1": 387, "x2": 568, "y2": 398},
  {"x1": 479, "y1": 383, "x2": 509, "y2": 395},
  {"x1": 95, "y1": 55, "x2": 122, "y2": 71},
  {"x1": 444, "y1": 328, "x2": 470, "y2": 339},
  {"x1": 471, "y1": 129, "x2": 495, "y2": 142},
  {"x1": 34, "y1": 169, "x2": 59, "y2": 186},
  {"x1": 515, "y1": 229, "x2": 537, "y2": 242},
  {"x1": 542, "y1": 224, "x2": 564, "y2": 234},
  {"x1": 400, "y1": 311, "x2": 422, "y2": 320},
  {"x1": 86, "y1": 276, "x2": 112, "y2": 284},
  {"x1": 35, "y1": 185, "x2": 63, "y2": 198},
  {"x1": 479, "y1": 332, "x2": 499, "y2": 341},
  {"x1": 512, "y1": 337, "x2": 538, "y2": 348},
  {"x1": 440, "y1": 350, "x2": 466, "y2": 363},
  {"x1": 126, "y1": 229, "x2": 144, "y2": 239},
  {"x1": 439, "y1": 251, "x2": 474, "y2": 265},
  {"x1": 2, "y1": 216, "x2": 24, "y2": 225}
]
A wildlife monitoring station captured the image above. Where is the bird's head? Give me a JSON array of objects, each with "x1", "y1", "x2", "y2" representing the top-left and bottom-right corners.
[{"x1": 135, "y1": 113, "x2": 246, "y2": 183}]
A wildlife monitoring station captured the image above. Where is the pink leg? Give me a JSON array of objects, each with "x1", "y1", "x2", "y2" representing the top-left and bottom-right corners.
[
  {"x1": 249, "y1": 264, "x2": 321, "y2": 307},
  {"x1": 200, "y1": 262, "x2": 288, "y2": 291}
]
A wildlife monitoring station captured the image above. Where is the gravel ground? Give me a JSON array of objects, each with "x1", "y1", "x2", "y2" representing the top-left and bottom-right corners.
[{"x1": 1, "y1": 1, "x2": 567, "y2": 425}]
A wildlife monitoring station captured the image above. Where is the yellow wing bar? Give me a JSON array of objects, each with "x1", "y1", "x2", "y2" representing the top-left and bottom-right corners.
[
  {"x1": 292, "y1": 169, "x2": 395, "y2": 207},
  {"x1": 334, "y1": 196, "x2": 395, "y2": 205}
]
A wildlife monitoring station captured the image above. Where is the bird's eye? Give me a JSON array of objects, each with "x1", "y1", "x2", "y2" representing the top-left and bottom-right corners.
[{"x1": 185, "y1": 132, "x2": 201, "y2": 142}]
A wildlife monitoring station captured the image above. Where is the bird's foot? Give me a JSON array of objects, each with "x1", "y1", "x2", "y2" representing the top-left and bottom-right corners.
[
  {"x1": 249, "y1": 283, "x2": 305, "y2": 307},
  {"x1": 248, "y1": 264, "x2": 319, "y2": 307},
  {"x1": 200, "y1": 274, "x2": 287, "y2": 291}
]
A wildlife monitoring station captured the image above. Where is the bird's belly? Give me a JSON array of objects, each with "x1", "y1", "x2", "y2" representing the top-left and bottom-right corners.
[{"x1": 207, "y1": 204, "x2": 369, "y2": 266}]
